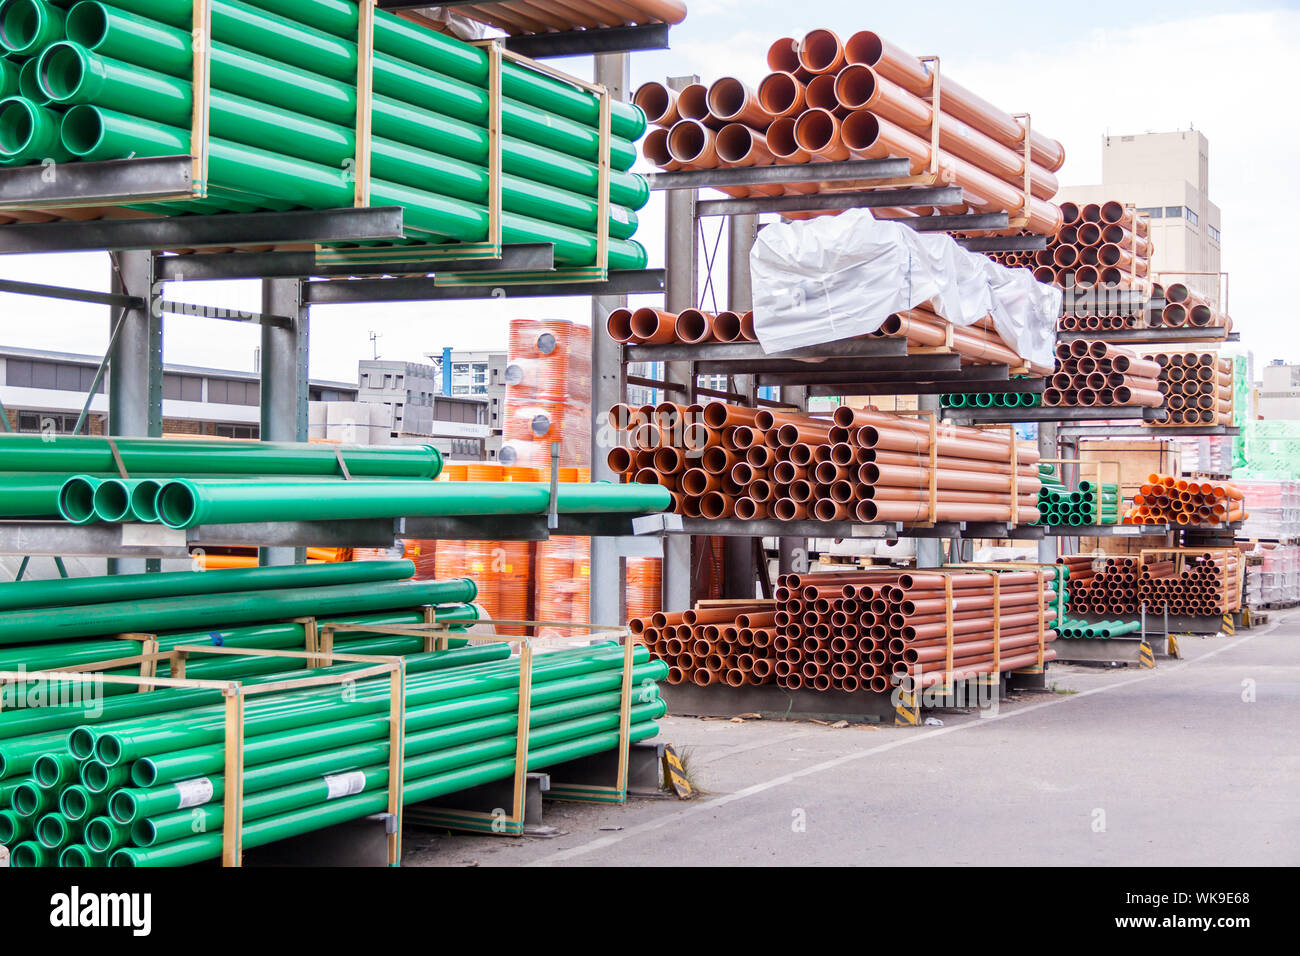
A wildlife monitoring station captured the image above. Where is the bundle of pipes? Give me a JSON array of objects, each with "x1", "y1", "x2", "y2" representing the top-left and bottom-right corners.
[
  {"x1": 0, "y1": 0, "x2": 649, "y2": 268},
  {"x1": 1145, "y1": 353, "x2": 1235, "y2": 426},
  {"x1": 1151, "y1": 282, "x2": 1231, "y2": 330},
  {"x1": 1058, "y1": 555, "x2": 1139, "y2": 616},
  {"x1": 1123, "y1": 474, "x2": 1246, "y2": 527},
  {"x1": 941, "y1": 390, "x2": 1042, "y2": 409},
  {"x1": 1, "y1": 640, "x2": 665, "y2": 866},
  {"x1": 772, "y1": 567, "x2": 1059, "y2": 693},
  {"x1": 1014, "y1": 201, "x2": 1153, "y2": 290},
  {"x1": 1056, "y1": 618, "x2": 1141, "y2": 639},
  {"x1": 1136, "y1": 550, "x2": 1243, "y2": 615},
  {"x1": 1043, "y1": 340, "x2": 1162, "y2": 408},
  {"x1": 635, "y1": 28, "x2": 1066, "y2": 233},
  {"x1": 606, "y1": 306, "x2": 758, "y2": 345},
  {"x1": 1057, "y1": 311, "x2": 1144, "y2": 332},
  {"x1": 606, "y1": 402, "x2": 1042, "y2": 525},
  {"x1": 869, "y1": 303, "x2": 1052, "y2": 374},
  {"x1": 500, "y1": 318, "x2": 591, "y2": 472},
  {"x1": 632, "y1": 602, "x2": 777, "y2": 687},
  {"x1": 1037, "y1": 468, "x2": 1119, "y2": 526},
  {"x1": 447, "y1": 0, "x2": 688, "y2": 34}
]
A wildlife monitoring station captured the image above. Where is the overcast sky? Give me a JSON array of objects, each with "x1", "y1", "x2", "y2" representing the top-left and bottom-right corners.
[{"x1": 2, "y1": 1, "x2": 1295, "y2": 383}]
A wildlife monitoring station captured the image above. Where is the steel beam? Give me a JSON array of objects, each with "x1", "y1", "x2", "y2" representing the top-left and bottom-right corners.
[
  {"x1": 723, "y1": 213, "x2": 758, "y2": 599},
  {"x1": 696, "y1": 186, "x2": 963, "y2": 218},
  {"x1": 258, "y1": 278, "x2": 309, "y2": 567},
  {"x1": 302, "y1": 269, "x2": 665, "y2": 304},
  {"x1": 648, "y1": 158, "x2": 910, "y2": 190},
  {"x1": 156, "y1": 243, "x2": 556, "y2": 281},
  {"x1": 0, "y1": 278, "x2": 142, "y2": 308},
  {"x1": 590, "y1": 50, "x2": 631, "y2": 628}
]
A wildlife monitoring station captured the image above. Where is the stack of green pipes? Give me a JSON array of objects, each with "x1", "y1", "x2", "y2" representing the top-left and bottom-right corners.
[
  {"x1": 1, "y1": 642, "x2": 665, "y2": 867},
  {"x1": 0, "y1": 0, "x2": 650, "y2": 268},
  {"x1": 940, "y1": 391, "x2": 1043, "y2": 409},
  {"x1": 0, "y1": 560, "x2": 482, "y2": 681},
  {"x1": 1056, "y1": 618, "x2": 1141, "y2": 640},
  {"x1": 1035, "y1": 465, "x2": 1120, "y2": 526},
  {"x1": 0, "y1": 434, "x2": 673, "y2": 524}
]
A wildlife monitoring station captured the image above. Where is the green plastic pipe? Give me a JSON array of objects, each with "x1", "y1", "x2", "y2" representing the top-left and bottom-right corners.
[
  {"x1": 128, "y1": 477, "x2": 164, "y2": 521},
  {"x1": 0, "y1": 433, "x2": 442, "y2": 477},
  {"x1": 84, "y1": 814, "x2": 129, "y2": 853},
  {"x1": 16, "y1": 58, "x2": 50, "y2": 107},
  {"x1": 90, "y1": 476, "x2": 142, "y2": 522},
  {"x1": 59, "y1": 844, "x2": 104, "y2": 866},
  {"x1": 36, "y1": 811, "x2": 79, "y2": 849},
  {"x1": 87, "y1": 644, "x2": 649, "y2": 767},
  {"x1": 0, "y1": 95, "x2": 68, "y2": 163},
  {"x1": 0, "y1": 559, "x2": 416, "y2": 613},
  {"x1": 0, "y1": 807, "x2": 31, "y2": 844},
  {"x1": 0, "y1": 578, "x2": 476, "y2": 646},
  {"x1": 0, "y1": 56, "x2": 17, "y2": 98},
  {"x1": 117, "y1": 686, "x2": 662, "y2": 831},
  {"x1": 152, "y1": 478, "x2": 670, "y2": 529},
  {"x1": 58, "y1": 783, "x2": 107, "y2": 823},
  {"x1": 81, "y1": 763, "x2": 130, "y2": 794},
  {"x1": 10, "y1": 840, "x2": 50, "y2": 866},
  {"x1": 0, "y1": 0, "x2": 64, "y2": 56},
  {"x1": 11, "y1": 780, "x2": 55, "y2": 816},
  {"x1": 65, "y1": 1, "x2": 191, "y2": 74},
  {"x1": 0, "y1": 476, "x2": 64, "y2": 517},
  {"x1": 132, "y1": 657, "x2": 663, "y2": 787},
  {"x1": 32, "y1": 751, "x2": 78, "y2": 789},
  {"x1": 109, "y1": 719, "x2": 662, "y2": 867}
]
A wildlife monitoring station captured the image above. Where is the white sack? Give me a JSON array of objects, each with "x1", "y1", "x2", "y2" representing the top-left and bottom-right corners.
[{"x1": 750, "y1": 208, "x2": 1060, "y2": 367}]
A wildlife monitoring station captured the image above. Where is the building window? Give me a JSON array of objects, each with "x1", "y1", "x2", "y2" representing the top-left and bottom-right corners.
[
  {"x1": 1209, "y1": 225, "x2": 1221, "y2": 243},
  {"x1": 16, "y1": 411, "x2": 82, "y2": 433},
  {"x1": 214, "y1": 423, "x2": 259, "y2": 439},
  {"x1": 1186, "y1": 209, "x2": 1199, "y2": 226},
  {"x1": 1165, "y1": 205, "x2": 1183, "y2": 218},
  {"x1": 1138, "y1": 207, "x2": 1162, "y2": 219}
]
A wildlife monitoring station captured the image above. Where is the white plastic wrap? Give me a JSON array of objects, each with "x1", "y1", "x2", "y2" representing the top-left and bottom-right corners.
[{"x1": 750, "y1": 208, "x2": 1061, "y2": 367}]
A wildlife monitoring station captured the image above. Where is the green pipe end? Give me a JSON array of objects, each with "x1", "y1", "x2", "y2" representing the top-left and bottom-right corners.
[
  {"x1": 130, "y1": 478, "x2": 163, "y2": 522},
  {"x1": 92, "y1": 477, "x2": 132, "y2": 523},
  {"x1": 60, "y1": 843, "x2": 95, "y2": 866},
  {"x1": 34, "y1": 40, "x2": 96, "y2": 104},
  {"x1": 11, "y1": 840, "x2": 49, "y2": 867},
  {"x1": 129, "y1": 758, "x2": 157, "y2": 789},
  {"x1": 83, "y1": 815, "x2": 117, "y2": 853},
  {"x1": 155, "y1": 478, "x2": 198, "y2": 529},
  {"x1": 63, "y1": 0, "x2": 109, "y2": 49},
  {"x1": 0, "y1": 94, "x2": 64, "y2": 162},
  {"x1": 59, "y1": 784, "x2": 92, "y2": 821},
  {"x1": 93, "y1": 732, "x2": 124, "y2": 768},
  {"x1": 0, "y1": 808, "x2": 23, "y2": 844},
  {"x1": 58, "y1": 474, "x2": 101, "y2": 524},
  {"x1": 0, "y1": 0, "x2": 66, "y2": 57},
  {"x1": 32, "y1": 751, "x2": 67, "y2": 788},
  {"x1": 36, "y1": 811, "x2": 68, "y2": 849},
  {"x1": 11, "y1": 781, "x2": 44, "y2": 816},
  {"x1": 107, "y1": 788, "x2": 135, "y2": 824}
]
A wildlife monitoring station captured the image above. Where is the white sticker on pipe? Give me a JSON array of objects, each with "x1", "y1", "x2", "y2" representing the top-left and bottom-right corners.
[
  {"x1": 324, "y1": 771, "x2": 367, "y2": 800},
  {"x1": 174, "y1": 777, "x2": 214, "y2": 809}
]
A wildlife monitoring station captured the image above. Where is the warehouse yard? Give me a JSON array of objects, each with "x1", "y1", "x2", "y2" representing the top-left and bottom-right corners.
[{"x1": 412, "y1": 614, "x2": 1300, "y2": 867}]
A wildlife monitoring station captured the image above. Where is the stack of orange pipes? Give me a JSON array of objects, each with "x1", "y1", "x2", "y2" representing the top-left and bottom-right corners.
[
  {"x1": 868, "y1": 304, "x2": 1053, "y2": 374},
  {"x1": 1146, "y1": 352, "x2": 1235, "y2": 426},
  {"x1": 627, "y1": 557, "x2": 663, "y2": 622},
  {"x1": 774, "y1": 568, "x2": 1058, "y2": 692},
  {"x1": 1151, "y1": 282, "x2": 1230, "y2": 330},
  {"x1": 1043, "y1": 341, "x2": 1162, "y2": 408},
  {"x1": 1060, "y1": 555, "x2": 1141, "y2": 615},
  {"x1": 607, "y1": 403, "x2": 1042, "y2": 523},
  {"x1": 635, "y1": 28, "x2": 1065, "y2": 233},
  {"x1": 1057, "y1": 308, "x2": 1146, "y2": 333},
  {"x1": 633, "y1": 603, "x2": 778, "y2": 687},
  {"x1": 1123, "y1": 475, "x2": 1247, "y2": 526},
  {"x1": 1025, "y1": 201, "x2": 1153, "y2": 290},
  {"x1": 606, "y1": 306, "x2": 758, "y2": 345},
  {"x1": 1137, "y1": 550, "x2": 1243, "y2": 615}
]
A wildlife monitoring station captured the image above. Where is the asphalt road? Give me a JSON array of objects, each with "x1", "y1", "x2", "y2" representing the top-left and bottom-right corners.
[{"x1": 407, "y1": 609, "x2": 1300, "y2": 866}]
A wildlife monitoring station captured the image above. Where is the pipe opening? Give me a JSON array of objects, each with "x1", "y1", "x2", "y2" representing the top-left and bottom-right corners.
[
  {"x1": 156, "y1": 481, "x2": 197, "y2": 530},
  {"x1": 641, "y1": 126, "x2": 672, "y2": 166},
  {"x1": 0, "y1": 96, "x2": 35, "y2": 155},
  {"x1": 675, "y1": 83, "x2": 708, "y2": 121},
  {"x1": 706, "y1": 76, "x2": 747, "y2": 119},
  {"x1": 632, "y1": 82, "x2": 672, "y2": 124},
  {"x1": 843, "y1": 30, "x2": 883, "y2": 67},
  {"x1": 715, "y1": 123, "x2": 755, "y2": 163},
  {"x1": 799, "y1": 29, "x2": 841, "y2": 72},
  {"x1": 758, "y1": 71, "x2": 799, "y2": 114},
  {"x1": 666, "y1": 120, "x2": 709, "y2": 164},
  {"x1": 834, "y1": 64, "x2": 875, "y2": 109},
  {"x1": 65, "y1": 1, "x2": 110, "y2": 48},
  {"x1": 840, "y1": 110, "x2": 879, "y2": 151},
  {"x1": 764, "y1": 116, "x2": 800, "y2": 158},
  {"x1": 60, "y1": 103, "x2": 107, "y2": 156},
  {"x1": 0, "y1": 0, "x2": 45, "y2": 53},
  {"x1": 794, "y1": 108, "x2": 836, "y2": 152},
  {"x1": 93, "y1": 479, "x2": 131, "y2": 522},
  {"x1": 37, "y1": 42, "x2": 88, "y2": 102}
]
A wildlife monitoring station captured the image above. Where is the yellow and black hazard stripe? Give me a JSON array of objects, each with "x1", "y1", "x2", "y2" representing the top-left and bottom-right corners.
[
  {"x1": 662, "y1": 744, "x2": 693, "y2": 799},
  {"x1": 1138, "y1": 641, "x2": 1155, "y2": 668},
  {"x1": 1222, "y1": 614, "x2": 1235, "y2": 635},
  {"x1": 1167, "y1": 634, "x2": 1181, "y2": 659},
  {"x1": 894, "y1": 687, "x2": 920, "y2": 726}
]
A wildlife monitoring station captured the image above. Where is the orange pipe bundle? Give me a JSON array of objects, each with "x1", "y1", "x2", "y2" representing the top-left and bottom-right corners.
[
  {"x1": 627, "y1": 557, "x2": 663, "y2": 622},
  {"x1": 608, "y1": 401, "x2": 1041, "y2": 526},
  {"x1": 503, "y1": 318, "x2": 592, "y2": 472},
  {"x1": 988, "y1": 201, "x2": 1153, "y2": 289},
  {"x1": 772, "y1": 567, "x2": 1056, "y2": 693},
  {"x1": 1137, "y1": 550, "x2": 1242, "y2": 615},
  {"x1": 1145, "y1": 352, "x2": 1235, "y2": 427},
  {"x1": 1123, "y1": 474, "x2": 1247, "y2": 526},
  {"x1": 1061, "y1": 555, "x2": 1140, "y2": 615},
  {"x1": 1043, "y1": 340, "x2": 1162, "y2": 408},
  {"x1": 607, "y1": 307, "x2": 756, "y2": 345},
  {"x1": 1153, "y1": 282, "x2": 1230, "y2": 330},
  {"x1": 635, "y1": 601, "x2": 778, "y2": 687},
  {"x1": 638, "y1": 27, "x2": 1067, "y2": 234},
  {"x1": 871, "y1": 303, "x2": 1051, "y2": 374}
]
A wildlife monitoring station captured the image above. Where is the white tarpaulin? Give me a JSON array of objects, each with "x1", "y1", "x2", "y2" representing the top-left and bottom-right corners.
[{"x1": 750, "y1": 208, "x2": 1060, "y2": 367}]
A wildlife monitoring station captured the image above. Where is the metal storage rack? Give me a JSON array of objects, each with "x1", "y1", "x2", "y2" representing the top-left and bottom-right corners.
[{"x1": 0, "y1": 36, "x2": 660, "y2": 583}]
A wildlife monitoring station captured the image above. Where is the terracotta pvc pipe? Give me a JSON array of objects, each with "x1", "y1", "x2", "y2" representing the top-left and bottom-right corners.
[
  {"x1": 767, "y1": 36, "x2": 812, "y2": 79},
  {"x1": 713, "y1": 310, "x2": 743, "y2": 342},
  {"x1": 630, "y1": 307, "x2": 677, "y2": 345},
  {"x1": 794, "y1": 108, "x2": 850, "y2": 161},
  {"x1": 703, "y1": 403, "x2": 760, "y2": 428},
  {"x1": 708, "y1": 77, "x2": 776, "y2": 130},
  {"x1": 842, "y1": 30, "x2": 1066, "y2": 171},
  {"x1": 634, "y1": 81, "x2": 679, "y2": 128},
  {"x1": 676, "y1": 83, "x2": 719, "y2": 127},
  {"x1": 763, "y1": 115, "x2": 813, "y2": 164},
  {"x1": 667, "y1": 119, "x2": 722, "y2": 169},
  {"x1": 641, "y1": 126, "x2": 681, "y2": 170},
  {"x1": 773, "y1": 497, "x2": 810, "y2": 520},
  {"x1": 715, "y1": 124, "x2": 776, "y2": 166},
  {"x1": 758, "y1": 71, "x2": 807, "y2": 117},
  {"x1": 799, "y1": 27, "x2": 846, "y2": 75},
  {"x1": 739, "y1": 310, "x2": 757, "y2": 341},
  {"x1": 674, "y1": 308, "x2": 715, "y2": 345},
  {"x1": 606, "y1": 307, "x2": 637, "y2": 343}
]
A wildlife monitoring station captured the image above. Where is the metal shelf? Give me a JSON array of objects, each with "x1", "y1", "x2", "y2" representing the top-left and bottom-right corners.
[
  {"x1": 1056, "y1": 326, "x2": 1237, "y2": 344},
  {"x1": 302, "y1": 269, "x2": 665, "y2": 304},
  {"x1": 0, "y1": 514, "x2": 645, "y2": 558},
  {"x1": 1058, "y1": 424, "x2": 1240, "y2": 438},
  {"x1": 696, "y1": 186, "x2": 963, "y2": 218},
  {"x1": 958, "y1": 235, "x2": 1048, "y2": 253},
  {"x1": 647, "y1": 159, "x2": 911, "y2": 191},
  {"x1": 624, "y1": 336, "x2": 905, "y2": 364},
  {"x1": 943, "y1": 405, "x2": 1163, "y2": 424},
  {"x1": 649, "y1": 517, "x2": 1041, "y2": 540},
  {"x1": 1038, "y1": 524, "x2": 1170, "y2": 537},
  {"x1": 156, "y1": 243, "x2": 558, "y2": 281}
]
